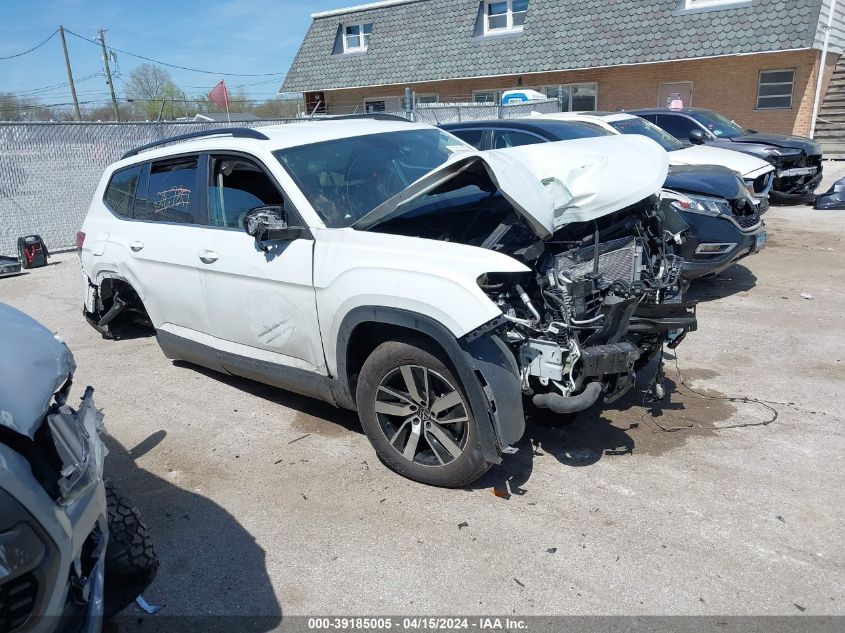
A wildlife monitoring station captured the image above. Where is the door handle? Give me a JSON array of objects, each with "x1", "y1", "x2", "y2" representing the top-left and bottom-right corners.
[
  {"x1": 198, "y1": 250, "x2": 219, "y2": 264},
  {"x1": 129, "y1": 241, "x2": 144, "y2": 252}
]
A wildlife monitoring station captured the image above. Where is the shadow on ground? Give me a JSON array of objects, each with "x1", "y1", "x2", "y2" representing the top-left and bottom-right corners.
[
  {"x1": 687, "y1": 264, "x2": 757, "y2": 303},
  {"x1": 102, "y1": 432, "x2": 282, "y2": 633}
]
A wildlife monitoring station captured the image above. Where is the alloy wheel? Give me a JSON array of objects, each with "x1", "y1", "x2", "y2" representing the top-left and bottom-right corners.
[{"x1": 374, "y1": 365, "x2": 470, "y2": 467}]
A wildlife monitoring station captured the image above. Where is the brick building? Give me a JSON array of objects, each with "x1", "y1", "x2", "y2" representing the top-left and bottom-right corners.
[{"x1": 282, "y1": 0, "x2": 845, "y2": 136}]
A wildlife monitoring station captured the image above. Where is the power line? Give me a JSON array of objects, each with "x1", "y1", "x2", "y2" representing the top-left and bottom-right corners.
[
  {"x1": 0, "y1": 29, "x2": 58, "y2": 60},
  {"x1": 64, "y1": 28, "x2": 285, "y2": 77}
]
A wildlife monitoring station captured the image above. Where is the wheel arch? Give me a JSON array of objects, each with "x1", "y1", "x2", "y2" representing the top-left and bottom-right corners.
[{"x1": 334, "y1": 306, "x2": 525, "y2": 464}]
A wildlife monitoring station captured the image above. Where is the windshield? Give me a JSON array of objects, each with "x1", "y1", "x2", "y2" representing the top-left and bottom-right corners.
[
  {"x1": 609, "y1": 117, "x2": 684, "y2": 151},
  {"x1": 274, "y1": 129, "x2": 471, "y2": 228},
  {"x1": 689, "y1": 110, "x2": 749, "y2": 138}
]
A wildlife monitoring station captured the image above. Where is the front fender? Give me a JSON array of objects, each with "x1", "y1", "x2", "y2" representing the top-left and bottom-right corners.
[
  {"x1": 313, "y1": 227, "x2": 529, "y2": 376},
  {"x1": 334, "y1": 307, "x2": 524, "y2": 464}
]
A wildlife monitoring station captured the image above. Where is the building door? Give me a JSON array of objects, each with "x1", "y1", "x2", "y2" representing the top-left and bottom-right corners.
[
  {"x1": 364, "y1": 96, "x2": 402, "y2": 113},
  {"x1": 658, "y1": 82, "x2": 693, "y2": 108}
]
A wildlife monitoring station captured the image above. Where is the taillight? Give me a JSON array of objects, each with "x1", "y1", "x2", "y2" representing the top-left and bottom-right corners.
[{"x1": 76, "y1": 230, "x2": 86, "y2": 252}]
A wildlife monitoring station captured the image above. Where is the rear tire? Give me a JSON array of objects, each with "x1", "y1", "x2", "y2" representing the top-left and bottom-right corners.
[
  {"x1": 103, "y1": 480, "x2": 159, "y2": 619},
  {"x1": 356, "y1": 341, "x2": 492, "y2": 487}
]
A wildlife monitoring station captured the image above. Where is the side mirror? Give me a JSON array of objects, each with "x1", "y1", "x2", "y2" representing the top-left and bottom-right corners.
[
  {"x1": 243, "y1": 205, "x2": 304, "y2": 250},
  {"x1": 689, "y1": 129, "x2": 706, "y2": 145}
]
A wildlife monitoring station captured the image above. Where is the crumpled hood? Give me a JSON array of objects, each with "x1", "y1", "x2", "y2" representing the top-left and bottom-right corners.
[
  {"x1": 355, "y1": 135, "x2": 668, "y2": 239},
  {"x1": 665, "y1": 164, "x2": 745, "y2": 200},
  {"x1": 670, "y1": 144, "x2": 773, "y2": 178},
  {"x1": 730, "y1": 132, "x2": 822, "y2": 155},
  {"x1": 0, "y1": 302, "x2": 76, "y2": 439}
]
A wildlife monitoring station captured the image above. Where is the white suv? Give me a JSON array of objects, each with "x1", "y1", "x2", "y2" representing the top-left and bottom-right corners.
[{"x1": 79, "y1": 118, "x2": 692, "y2": 487}]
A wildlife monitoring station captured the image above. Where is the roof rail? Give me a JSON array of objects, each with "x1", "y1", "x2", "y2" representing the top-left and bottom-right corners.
[
  {"x1": 121, "y1": 127, "x2": 270, "y2": 159},
  {"x1": 322, "y1": 113, "x2": 412, "y2": 123}
]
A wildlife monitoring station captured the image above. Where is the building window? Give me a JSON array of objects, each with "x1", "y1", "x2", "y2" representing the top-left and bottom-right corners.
[
  {"x1": 364, "y1": 97, "x2": 401, "y2": 113},
  {"x1": 538, "y1": 83, "x2": 598, "y2": 111},
  {"x1": 416, "y1": 93, "x2": 439, "y2": 104},
  {"x1": 473, "y1": 90, "x2": 503, "y2": 103},
  {"x1": 756, "y1": 69, "x2": 794, "y2": 110},
  {"x1": 484, "y1": 0, "x2": 528, "y2": 35},
  {"x1": 343, "y1": 22, "x2": 372, "y2": 53}
]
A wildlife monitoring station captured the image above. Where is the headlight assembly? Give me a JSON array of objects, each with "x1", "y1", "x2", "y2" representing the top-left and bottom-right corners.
[{"x1": 661, "y1": 189, "x2": 731, "y2": 217}]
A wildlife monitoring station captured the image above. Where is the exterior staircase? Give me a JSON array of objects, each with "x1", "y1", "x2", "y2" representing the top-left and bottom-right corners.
[{"x1": 815, "y1": 57, "x2": 845, "y2": 159}]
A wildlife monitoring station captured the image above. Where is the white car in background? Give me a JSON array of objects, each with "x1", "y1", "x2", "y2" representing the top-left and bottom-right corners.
[
  {"x1": 78, "y1": 118, "x2": 691, "y2": 487},
  {"x1": 534, "y1": 112, "x2": 775, "y2": 204}
]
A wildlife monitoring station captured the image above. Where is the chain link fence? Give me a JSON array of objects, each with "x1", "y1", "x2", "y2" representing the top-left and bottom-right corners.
[{"x1": 0, "y1": 99, "x2": 561, "y2": 256}]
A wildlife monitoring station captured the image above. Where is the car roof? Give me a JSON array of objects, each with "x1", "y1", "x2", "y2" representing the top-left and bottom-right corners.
[
  {"x1": 113, "y1": 118, "x2": 433, "y2": 169},
  {"x1": 628, "y1": 108, "x2": 701, "y2": 116},
  {"x1": 440, "y1": 118, "x2": 605, "y2": 137}
]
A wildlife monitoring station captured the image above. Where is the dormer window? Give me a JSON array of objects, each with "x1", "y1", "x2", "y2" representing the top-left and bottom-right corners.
[
  {"x1": 681, "y1": 0, "x2": 751, "y2": 11},
  {"x1": 484, "y1": 0, "x2": 528, "y2": 35},
  {"x1": 343, "y1": 22, "x2": 372, "y2": 53}
]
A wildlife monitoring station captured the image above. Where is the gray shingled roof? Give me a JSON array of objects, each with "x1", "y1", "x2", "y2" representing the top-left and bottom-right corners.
[{"x1": 282, "y1": 0, "x2": 823, "y2": 92}]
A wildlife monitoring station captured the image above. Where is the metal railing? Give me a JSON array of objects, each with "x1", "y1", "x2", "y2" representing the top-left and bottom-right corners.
[{"x1": 0, "y1": 99, "x2": 562, "y2": 256}]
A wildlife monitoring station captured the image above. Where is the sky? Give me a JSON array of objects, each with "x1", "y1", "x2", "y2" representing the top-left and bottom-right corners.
[{"x1": 0, "y1": 0, "x2": 350, "y2": 107}]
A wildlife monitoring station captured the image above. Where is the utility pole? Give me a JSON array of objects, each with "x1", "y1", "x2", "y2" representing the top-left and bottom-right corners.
[
  {"x1": 58, "y1": 26, "x2": 81, "y2": 121},
  {"x1": 97, "y1": 29, "x2": 121, "y2": 122}
]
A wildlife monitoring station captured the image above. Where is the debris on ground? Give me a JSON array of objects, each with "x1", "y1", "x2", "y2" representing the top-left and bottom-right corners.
[
  {"x1": 800, "y1": 292, "x2": 814, "y2": 300},
  {"x1": 513, "y1": 578, "x2": 525, "y2": 588},
  {"x1": 546, "y1": 547, "x2": 557, "y2": 554},
  {"x1": 492, "y1": 488, "x2": 511, "y2": 500},
  {"x1": 458, "y1": 522, "x2": 469, "y2": 530},
  {"x1": 288, "y1": 433, "x2": 310, "y2": 444},
  {"x1": 794, "y1": 603, "x2": 807, "y2": 612},
  {"x1": 135, "y1": 595, "x2": 163, "y2": 615},
  {"x1": 777, "y1": 515, "x2": 786, "y2": 523}
]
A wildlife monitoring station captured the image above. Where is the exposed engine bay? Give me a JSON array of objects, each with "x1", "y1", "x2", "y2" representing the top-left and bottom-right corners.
[{"x1": 369, "y1": 179, "x2": 694, "y2": 414}]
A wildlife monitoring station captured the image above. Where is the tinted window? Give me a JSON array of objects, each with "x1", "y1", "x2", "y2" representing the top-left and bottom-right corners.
[
  {"x1": 448, "y1": 129, "x2": 485, "y2": 149},
  {"x1": 609, "y1": 117, "x2": 685, "y2": 151},
  {"x1": 491, "y1": 129, "x2": 544, "y2": 149},
  {"x1": 688, "y1": 110, "x2": 749, "y2": 138},
  {"x1": 208, "y1": 155, "x2": 284, "y2": 229},
  {"x1": 103, "y1": 165, "x2": 141, "y2": 218},
  {"x1": 656, "y1": 114, "x2": 698, "y2": 142},
  {"x1": 134, "y1": 157, "x2": 203, "y2": 224},
  {"x1": 275, "y1": 129, "x2": 471, "y2": 228}
]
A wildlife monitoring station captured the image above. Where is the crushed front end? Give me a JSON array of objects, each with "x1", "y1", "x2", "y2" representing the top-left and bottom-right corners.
[
  {"x1": 479, "y1": 196, "x2": 695, "y2": 413},
  {"x1": 0, "y1": 303, "x2": 108, "y2": 633}
]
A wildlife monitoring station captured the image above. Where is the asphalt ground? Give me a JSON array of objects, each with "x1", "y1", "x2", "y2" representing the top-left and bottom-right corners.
[{"x1": 1, "y1": 165, "x2": 843, "y2": 627}]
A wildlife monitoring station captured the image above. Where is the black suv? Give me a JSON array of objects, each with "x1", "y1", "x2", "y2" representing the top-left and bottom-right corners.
[{"x1": 629, "y1": 108, "x2": 823, "y2": 201}]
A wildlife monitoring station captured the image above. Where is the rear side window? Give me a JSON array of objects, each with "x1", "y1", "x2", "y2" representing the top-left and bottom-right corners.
[
  {"x1": 103, "y1": 165, "x2": 142, "y2": 218},
  {"x1": 448, "y1": 129, "x2": 485, "y2": 149},
  {"x1": 491, "y1": 129, "x2": 544, "y2": 149},
  {"x1": 134, "y1": 157, "x2": 204, "y2": 225}
]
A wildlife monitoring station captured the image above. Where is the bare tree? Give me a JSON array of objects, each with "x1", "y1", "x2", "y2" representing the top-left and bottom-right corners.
[{"x1": 124, "y1": 63, "x2": 186, "y2": 120}]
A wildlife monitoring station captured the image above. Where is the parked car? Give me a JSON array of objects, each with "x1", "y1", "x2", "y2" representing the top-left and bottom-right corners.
[
  {"x1": 530, "y1": 112, "x2": 775, "y2": 206},
  {"x1": 442, "y1": 119, "x2": 766, "y2": 280},
  {"x1": 662, "y1": 167, "x2": 767, "y2": 279},
  {"x1": 0, "y1": 302, "x2": 158, "y2": 632},
  {"x1": 78, "y1": 119, "x2": 691, "y2": 487},
  {"x1": 629, "y1": 108, "x2": 823, "y2": 201}
]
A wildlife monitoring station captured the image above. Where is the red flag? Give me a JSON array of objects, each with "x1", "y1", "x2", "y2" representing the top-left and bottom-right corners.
[{"x1": 208, "y1": 80, "x2": 229, "y2": 110}]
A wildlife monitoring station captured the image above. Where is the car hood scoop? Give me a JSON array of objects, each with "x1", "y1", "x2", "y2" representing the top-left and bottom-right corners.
[{"x1": 354, "y1": 135, "x2": 668, "y2": 239}]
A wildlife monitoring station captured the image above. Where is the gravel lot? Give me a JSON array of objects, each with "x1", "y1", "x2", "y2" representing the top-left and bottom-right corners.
[{"x1": 2, "y1": 167, "x2": 844, "y2": 623}]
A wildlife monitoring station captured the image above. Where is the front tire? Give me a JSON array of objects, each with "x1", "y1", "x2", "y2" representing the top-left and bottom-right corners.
[
  {"x1": 103, "y1": 480, "x2": 159, "y2": 618},
  {"x1": 356, "y1": 341, "x2": 492, "y2": 487}
]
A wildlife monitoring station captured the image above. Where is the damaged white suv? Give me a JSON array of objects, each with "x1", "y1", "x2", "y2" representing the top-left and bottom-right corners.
[{"x1": 79, "y1": 118, "x2": 693, "y2": 487}]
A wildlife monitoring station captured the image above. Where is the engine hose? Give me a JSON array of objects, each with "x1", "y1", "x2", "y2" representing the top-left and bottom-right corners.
[{"x1": 532, "y1": 382, "x2": 602, "y2": 414}]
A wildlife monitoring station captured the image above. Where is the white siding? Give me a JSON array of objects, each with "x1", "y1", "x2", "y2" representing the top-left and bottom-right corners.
[{"x1": 814, "y1": 0, "x2": 845, "y2": 54}]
